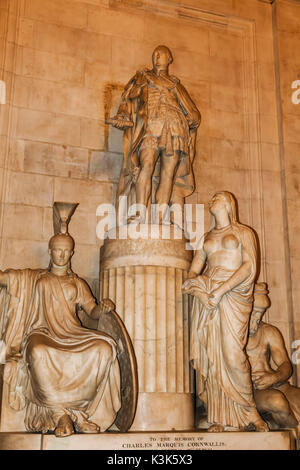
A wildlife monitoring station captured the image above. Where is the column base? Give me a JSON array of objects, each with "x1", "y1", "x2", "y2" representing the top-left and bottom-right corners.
[{"x1": 130, "y1": 393, "x2": 195, "y2": 431}]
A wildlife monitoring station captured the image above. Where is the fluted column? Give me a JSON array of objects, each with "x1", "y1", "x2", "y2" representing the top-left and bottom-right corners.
[{"x1": 99, "y1": 225, "x2": 194, "y2": 431}]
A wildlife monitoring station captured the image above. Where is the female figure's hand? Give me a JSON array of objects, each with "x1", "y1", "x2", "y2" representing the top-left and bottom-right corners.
[
  {"x1": 208, "y1": 288, "x2": 224, "y2": 308},
  {"x1": 182, "y1": 278, "x2": 203, "y2": 295},
  {"x1": 182, "y1": 280, "x2": 212, "y2": 310},
  {"x1": 182, "y1": 279, "x2": 195, "y2": 294}
]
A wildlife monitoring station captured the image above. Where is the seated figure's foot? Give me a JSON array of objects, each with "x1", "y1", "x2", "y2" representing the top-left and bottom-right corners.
[
  {"x1": 75, "y1": 418, "x2": 100, "y2": 434},
  {"x1": 254, "y1": 419, "x2": 269, "y2": 432},
  {"x1": 55, "y1": 414, "x2": 74, "y2": 438},
  {"x1": 207, "y1": 424, "x2": 224, "y2": 433}
]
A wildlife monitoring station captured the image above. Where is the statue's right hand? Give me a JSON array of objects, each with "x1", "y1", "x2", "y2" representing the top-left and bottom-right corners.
[
  {"x1": 106, "y1": 116, "x2": 133, "y2": 130},
  {"x1": 182, "y1": 282, "x2": 213, "y2": 310},
  {"x1": 193, "y1": 290, "x2": 213, "y2": 309}
]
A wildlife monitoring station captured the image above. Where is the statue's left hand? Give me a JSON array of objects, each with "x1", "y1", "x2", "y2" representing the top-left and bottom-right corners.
[
  {"x1": 208, "y1": 288, "x2": 223, "y2": 308},
  {"x1": 101, "y1": 298, "x2": 115, "y2": 314}
]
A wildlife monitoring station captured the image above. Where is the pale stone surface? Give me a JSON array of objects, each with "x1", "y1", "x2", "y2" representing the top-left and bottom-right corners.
[
  {"x1": 14, "y1": 76, "x2": 104, "y2": 120},
  {"x1": 32, "y1": 22, "x2": 112, "y2": 62},
  {"x1": 0, "y1": 433, "x2": 41, "y2": 450},
  {"x1": 2, "y1": 203, "x2": 44, "y2": 241},
  {"x1": 85, "y1": 60, "x2": 111, "y2": 89},
  {"x1": 16, "y1": 47, "x2": 85, "y2": 85},
  {"x1": 87, "y1": 6, "x2": 145, "y2": 40},
  {"x1": 89, "y1": 151, "x2": 122, "y2": 182},
  {"x1": 8, "y1": 139, "x2": 89, "y2": 178},
  {"x1": 131, "y1": 394, "x2": 194, "y2": 432},
  {"x1": 0, "y1": 431, "x2": 293, "y2": 451},
  {"x1": 16, "y1": 108, "x2": 82, "y2": 147},
  {"x1": 7, "y1": 171, "x2": 54, "y2": 207},
  {"x1": 0, "y1": 238, "x2": 49, "y2": 269},
  {"x1": 54, "y1": 177, "x2": 115, "y2": 213},
  {"x1": 80, "y1": 118, "x2": 106, "y2": 150},
  {"x1": 25, "y1": 0, "x2": 88, "y2": 29},
  {"x1": 0, "y1": 383, "x2": 26, "y2": 433},
  {"x1": 72, "y1": 243, "x2": 100, "y2": 280},
  {"x1": 143, "y1": 16, "x2": 210, "y2": 56}
]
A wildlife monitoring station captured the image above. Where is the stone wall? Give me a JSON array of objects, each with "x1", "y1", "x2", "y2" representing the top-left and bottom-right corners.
[
  {"x1": 275, "y1": 0, "x2": 300, "y2": 381},
  {"x1": 0, "y1": 0, "x2": 298, "y2": 379}
]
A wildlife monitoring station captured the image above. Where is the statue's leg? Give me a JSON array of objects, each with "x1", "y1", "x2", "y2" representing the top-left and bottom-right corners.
[
  {"x1": 71, "y1": 410, "x2": 100, "y2": 434},
  {"x1": 135, "y1": 147, "x2": 158, "y2": 222},
  {"x1": 254, "y1": 389, "x2": 298, "y2": 428},
  {"x1": 278, "y1": 383, "x2": 300, "y2": 418},
  {"x1": 276, "y1": 383, "x2": 300, "y2": 437},
  {"x1": 155, "y1": 151, "x2": 180, "y2": 223}
]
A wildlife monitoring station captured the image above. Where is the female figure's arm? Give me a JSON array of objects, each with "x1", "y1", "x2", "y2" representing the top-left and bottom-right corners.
[
  {"x1": 182, "y1": 246, "x2": 211, "y2": 309},
  {"x1": 77, "y1": 279, "x2": 115, "y2": 320},
  {"x1": 187, "y1": 248, "x2": 207, "y2": 279}
]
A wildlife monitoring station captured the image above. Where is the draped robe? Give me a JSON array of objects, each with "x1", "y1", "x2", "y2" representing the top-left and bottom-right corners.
[{"x1": 0, "y1": 269, "x2": 121, "y2": 432}]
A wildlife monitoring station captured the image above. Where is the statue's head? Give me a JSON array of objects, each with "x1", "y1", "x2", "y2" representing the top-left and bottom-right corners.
[
  {"x1": 48, "y1": 233, "x2": 75, "y2": 268},
  {"x1": 249, "y1": 282, "x2": 271, "y2": 336},
  {"x1": 209, "y1": 191, "x2": 238, "y2": 223},
  {"x1": 152, "y1": 45, "x2": 173, "y2": 70}
]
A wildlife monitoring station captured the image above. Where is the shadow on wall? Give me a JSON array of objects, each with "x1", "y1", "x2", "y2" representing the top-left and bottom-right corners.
[{"x1": 104, "y1": 83, "x2": 126, "y2": 152}]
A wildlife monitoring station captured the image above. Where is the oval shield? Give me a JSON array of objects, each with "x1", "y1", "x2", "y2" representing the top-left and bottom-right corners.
[{"x1": 96, "y1": 308, "x2": 138, "y2": 432}]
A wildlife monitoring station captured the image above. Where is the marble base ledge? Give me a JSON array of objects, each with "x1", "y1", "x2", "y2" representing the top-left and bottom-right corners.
[{"x1": 0, "y1": 431, "x2": 295, "y2": 450}]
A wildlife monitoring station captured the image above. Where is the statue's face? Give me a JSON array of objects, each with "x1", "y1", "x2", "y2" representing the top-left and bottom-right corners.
[
  {"x1": 152, "y1": 47, "x2": 171, "y2": 69},
  {"x1": 249, "y1": 308, "x2": 265, "y2": 336},
  {"x1": 209, "y1": 193, "x2": 228, "y2": 217},
  {"x1": 49, "y1": 239, "x2": 74, "y2": 267}
]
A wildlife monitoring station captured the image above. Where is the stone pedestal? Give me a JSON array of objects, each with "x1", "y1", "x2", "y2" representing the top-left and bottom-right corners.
[
  {"x1": 0, "y1": 431, "x2": 295, "y2": 450},
  {"x1": 99, "y1": 225, "x2": 194, "y2": 431}
]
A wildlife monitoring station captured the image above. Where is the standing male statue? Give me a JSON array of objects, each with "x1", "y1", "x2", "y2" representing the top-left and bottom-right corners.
[{"x1": 107, "y1": 45, "x2": 201, "y2": 223}]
